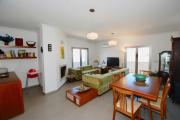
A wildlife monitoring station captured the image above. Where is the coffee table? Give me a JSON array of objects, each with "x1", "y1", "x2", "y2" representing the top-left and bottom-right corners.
[{"x1": 66, "y1": 86, "x2": 98, "y2": 106}]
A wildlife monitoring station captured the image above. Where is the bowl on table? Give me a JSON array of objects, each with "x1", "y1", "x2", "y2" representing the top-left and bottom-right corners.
[
  {"x1": 134, "y1": 74, "x2": 147, "y2": 82},
  {"x1": 26, "y1": 41, "x2": 36, "y2": 47}
]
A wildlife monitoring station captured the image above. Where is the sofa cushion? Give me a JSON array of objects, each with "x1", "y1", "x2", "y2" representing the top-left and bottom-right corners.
[
  {"x1": 80, "y1": 65, "x2": 93, "y2": 71},
  {"x1": 82, "y1": 69, "x2": 99, "y2": 74}
]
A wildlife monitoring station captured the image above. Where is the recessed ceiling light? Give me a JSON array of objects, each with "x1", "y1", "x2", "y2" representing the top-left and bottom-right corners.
[
  {"x1": 89, "y1": 8, "x2": 95, "y2": 12},
  {"x1": 87, "y1": 32, "x2": 98, "y2": 40}
]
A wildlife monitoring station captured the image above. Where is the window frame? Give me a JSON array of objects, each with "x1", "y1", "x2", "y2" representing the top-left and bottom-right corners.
[{"x1": 72, "y1": 47, "x2": 89, "y2": 68}]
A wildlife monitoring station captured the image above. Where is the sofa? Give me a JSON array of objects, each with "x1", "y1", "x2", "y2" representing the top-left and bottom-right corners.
[
  {"x1": 68, "y1": 65, "x2": 100, "y2": 81},
  {"x1": 82, "y1": 68, "x2": 129, "y2": 95}
]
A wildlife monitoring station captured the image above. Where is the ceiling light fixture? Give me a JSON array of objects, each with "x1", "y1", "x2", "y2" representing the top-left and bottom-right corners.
[
  {"x1": 87, "y1": 32, "x2": 98, "y2": 40},
  {"x1": 108, "y1": 40, "x2": 117, "y2": 46}
]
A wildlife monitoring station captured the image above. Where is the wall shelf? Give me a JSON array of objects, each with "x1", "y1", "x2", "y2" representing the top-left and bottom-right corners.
[
  {"x1": 0, "y1": 46, "x2": 36, "y2": 48},
  {"x1": 0, "y1": 57, "x2": 37, "y2": 60}
]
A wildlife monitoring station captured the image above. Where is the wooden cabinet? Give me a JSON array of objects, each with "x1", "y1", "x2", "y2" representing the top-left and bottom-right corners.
[
  {"x1": 0, "y1": 72, "x2": 24, "y2": 120},
  {"x1": 170, "y1": 37, "x2": 180, "y2": 102}
]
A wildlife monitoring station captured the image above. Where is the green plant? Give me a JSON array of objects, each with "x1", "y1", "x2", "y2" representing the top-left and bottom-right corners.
[{"x1": 0, "y1": 34, "x2": 14, "y2": 44}]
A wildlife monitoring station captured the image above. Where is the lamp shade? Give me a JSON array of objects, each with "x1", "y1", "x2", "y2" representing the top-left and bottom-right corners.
[{"x1": 87, "y1": 32, "x2": 98, "y2": 40}]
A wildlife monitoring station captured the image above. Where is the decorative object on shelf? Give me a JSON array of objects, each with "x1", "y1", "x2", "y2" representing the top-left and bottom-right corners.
[
  {"x1": 5, "y1": 50, "x2": 12, "y2": 58},
  {"x1": 26, "y1": 41, "x2": 36, "y2": 47},
  {"x1": 18, "y1": 50, "x2": 26, "y2": 58},
  {"x1": 60, "y1": 41, "x2": 64, "y2": 59},
  {"x1": 0, "y1": 49, "x2": 5, "y2": 58},
  {"x1": 0, "y1": 34, "x2": 14, "y2": 45},
  {"x1": 93, "y1": 59, "x2": 99, "y2": 67},
  {"x1": 15, "y1": 38, "x2": 23, "y2": 46}
]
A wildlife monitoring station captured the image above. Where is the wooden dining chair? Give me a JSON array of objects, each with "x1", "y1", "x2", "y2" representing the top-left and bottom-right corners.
[
  {"x1": 112, "y1": 87, "x2": 142, "y2": 120},
  {"x1": 158, "y1": 78, "x2": 170, "y2": 98},
  {"x1": 140, "y1": 83, "x2": 171, "y2": 120},
  {"x1": 139, "y1": 70, "x2": 151, "y2": 76},
  {"x1": 112, "y1": 73, "x2": 125, "y2": 82}
]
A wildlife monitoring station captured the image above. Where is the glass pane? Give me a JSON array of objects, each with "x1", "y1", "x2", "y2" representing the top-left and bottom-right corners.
[
  {"x1": 81, "y1": 49, "x2": 88, "y2": 66},
  {"x1": 138, "y1": 47, "x2": 150, "y2": 73},
  {"x1": 73, "y1": 48, "x2": 80, "y2": 68},
  {"x1": 126, "y1": 48, "x2": 136, "y2": 73}
]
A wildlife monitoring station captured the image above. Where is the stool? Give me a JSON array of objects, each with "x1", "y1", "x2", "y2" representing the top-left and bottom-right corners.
[{"x1": 25, "y1": 69, "x2": 39, "y2": 88}]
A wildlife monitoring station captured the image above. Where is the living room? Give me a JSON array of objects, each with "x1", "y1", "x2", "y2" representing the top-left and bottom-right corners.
[{"x1": 0, "y1": 0, "x2": 180, "y2": 120}]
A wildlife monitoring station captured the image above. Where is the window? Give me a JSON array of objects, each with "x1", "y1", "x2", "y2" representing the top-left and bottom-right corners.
[
  {"x1": 72, "y1": 48, "x2": 89, "y2": 68},
  {"x1": 126, "y1": 47, "x2": 150, "y2": 73}
]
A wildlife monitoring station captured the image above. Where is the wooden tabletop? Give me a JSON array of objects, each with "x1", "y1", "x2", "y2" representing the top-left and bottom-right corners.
[{"x1": 111, "y1": 74, "x2": 161, "y2": 101}]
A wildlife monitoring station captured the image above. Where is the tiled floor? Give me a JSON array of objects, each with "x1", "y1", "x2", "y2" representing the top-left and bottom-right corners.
[{"x1": 12, "y1": 81, "x2": 180, "y2": 120}]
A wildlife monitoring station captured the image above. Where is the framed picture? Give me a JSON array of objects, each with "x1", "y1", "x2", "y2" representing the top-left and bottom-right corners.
[{"x1": 60, "y1": 41, "x2": 64, "y2": 59}]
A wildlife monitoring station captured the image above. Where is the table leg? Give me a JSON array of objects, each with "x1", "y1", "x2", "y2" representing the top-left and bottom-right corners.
[{"x1": 147, "y1": 100, "x2": 153, "y2": 120}]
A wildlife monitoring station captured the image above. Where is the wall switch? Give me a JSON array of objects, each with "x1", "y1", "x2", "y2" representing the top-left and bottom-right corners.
[{"x1": 48, "y1": 44, "x2": 52, "y2": 52}]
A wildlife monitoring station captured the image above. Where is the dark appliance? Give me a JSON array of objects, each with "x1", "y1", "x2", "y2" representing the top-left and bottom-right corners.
[{"x1": 107, "y1": 57, "x2": 119, "y2": 67}]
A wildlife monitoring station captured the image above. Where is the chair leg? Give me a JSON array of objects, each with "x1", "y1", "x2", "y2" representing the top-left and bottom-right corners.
[
  {"x1": 164, "y1": 105, "x2": 167, "y2": 119},
  {"x1": 25, "y1": 77, "x2": 28, "y2": 88},
  {"x1": 138, "y1": 108, "x2": 141, "y2": 120},
  {"x1": 160, "y1": 111, "x2": 164, "y2": 120},
  {"x1": 112, "y1": 109, "x2": 116, "y2": 120}
]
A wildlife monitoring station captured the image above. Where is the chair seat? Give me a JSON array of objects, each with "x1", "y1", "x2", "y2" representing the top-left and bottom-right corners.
[
  {"x1": 116, "y1": 98, "x2": 141, "y2": 114},
  {"x1": 158, "y1": 90, "x2": 163, "y2": 98},
  {"x1": 27, "y1": 73, "x2": 38, "y2": 78},
  {"x1": 140, "y1": 98, "x2": 161, "y2": 110}
]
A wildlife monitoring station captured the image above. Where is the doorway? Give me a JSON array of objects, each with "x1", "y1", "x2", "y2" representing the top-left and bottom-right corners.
[{"x1": 126, "y1": 47, "x2": 150, "y2": 73}]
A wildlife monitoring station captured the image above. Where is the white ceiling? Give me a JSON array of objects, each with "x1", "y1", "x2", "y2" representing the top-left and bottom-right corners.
[{"x1": 0, "y1": 0, "x2": 180, "y2": 40}]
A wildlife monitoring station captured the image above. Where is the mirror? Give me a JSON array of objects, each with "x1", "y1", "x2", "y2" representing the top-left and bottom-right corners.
[{"x1": 159, "y1": 51, "x2": 171, "y2": 73}]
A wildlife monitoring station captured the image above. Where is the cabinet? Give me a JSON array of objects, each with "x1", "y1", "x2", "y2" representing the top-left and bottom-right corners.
[
  {"x1": 170, "y1": 37, "x2": 180, "y2": 102},
  {"x1": 0, "y1": 72, "x2": 24, "y2": 120}
]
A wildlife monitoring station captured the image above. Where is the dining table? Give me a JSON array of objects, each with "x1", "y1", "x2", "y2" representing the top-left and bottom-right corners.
[{"x1": 111, "y1": 73, "x2": 161, "y2": 120}]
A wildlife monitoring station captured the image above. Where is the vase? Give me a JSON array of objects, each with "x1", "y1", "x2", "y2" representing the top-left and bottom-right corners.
[{"x1": 4, "y1": 42, "x2": 9, "y2": 45}]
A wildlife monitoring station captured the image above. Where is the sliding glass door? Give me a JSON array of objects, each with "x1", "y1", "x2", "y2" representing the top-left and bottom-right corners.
[
  {"x1": 126, "y1": 48, "x2": 136, "y2": 73},
  {"x1": 72, "y1": 48, "x2": 89, "y2": 68},
  {"x1": 137, "y1": 47, "x2": 150, "y2": 73},
  {"x1": 126, "y1": 47, "x2": 150, "y2": 73}
]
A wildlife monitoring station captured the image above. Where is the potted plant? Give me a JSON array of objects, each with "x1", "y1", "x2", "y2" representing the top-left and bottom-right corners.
[{"x1": 0, "y1": 34, "x2": 14, "y2": 45}]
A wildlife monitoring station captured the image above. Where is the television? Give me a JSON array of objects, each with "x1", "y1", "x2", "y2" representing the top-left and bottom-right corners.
[{"x1": 107, "y1": 57, "x2": 119, "y2": 67}]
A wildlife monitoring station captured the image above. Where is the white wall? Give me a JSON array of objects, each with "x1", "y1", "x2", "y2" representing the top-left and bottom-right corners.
[
  {"x1": 66, "y1": 37, "x2": 97, "y2": 68},
  {"x1": 97, "y1": 32, "x2": 179, "y2": 72},
  {"x1": 40, "y1": 24, "x2": 67, "y2": 94},
  {"x1": 0, "y1": 26, "x2": 39, "y2": 88}
]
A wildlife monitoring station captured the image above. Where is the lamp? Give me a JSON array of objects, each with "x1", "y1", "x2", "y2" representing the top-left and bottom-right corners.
[
  {"x1": 87, "y1": 32, "x2": 98, "y2": 40},
  {"x1": 108, "y1": 40, "x2": 117, "y2": 46}
]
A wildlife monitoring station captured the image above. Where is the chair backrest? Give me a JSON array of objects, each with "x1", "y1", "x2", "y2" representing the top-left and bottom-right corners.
[
  {"x1": 161, "y1": 82, "x2": 171, "y2": 109},
  {"x1": 112, "y1": 87, "x2": 134, "y2": 116},
  {"x1": 162, "y1": 78, "x2": 170, "y2": 96},
  {"x1": 112, "y1": 74, "x2": 121, "y2": 82},
  {"x1": 140, "y1": 70, "x2": 151, "y2": 76}
]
